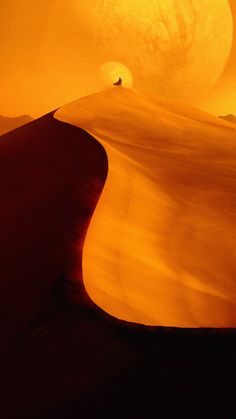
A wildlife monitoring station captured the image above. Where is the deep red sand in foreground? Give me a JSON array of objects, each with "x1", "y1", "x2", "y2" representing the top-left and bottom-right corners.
[{"x1": 0, "y1": 115, "x2": 236, "y2": 417}]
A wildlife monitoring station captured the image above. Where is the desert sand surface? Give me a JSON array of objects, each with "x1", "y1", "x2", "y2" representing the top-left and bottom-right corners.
[
  {"x1": 55, "y1": 88, "x2": 236, "y2": 328},
  {"x1": 0, "y1": 114, "x2": 107, "y2": 354},
  {"x1": 0, "y1": 114, "x2": 33, "y2": 135},
  {"x1": 220, "y1": 114, "x2": 236, "y2": 124},
  {"x1": 0, "y1": 111, "x2": 235, "y2": 417}
]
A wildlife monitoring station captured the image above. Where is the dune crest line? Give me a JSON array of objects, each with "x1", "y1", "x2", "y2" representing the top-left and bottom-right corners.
[{"x1": 55, "y1": 88, "x2": 236, "y2": 328}]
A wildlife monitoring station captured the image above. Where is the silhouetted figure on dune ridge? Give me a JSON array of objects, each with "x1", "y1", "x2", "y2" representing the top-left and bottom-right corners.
[{"x1": 113, "y1": 77, "x2": 122, "y2": 86}]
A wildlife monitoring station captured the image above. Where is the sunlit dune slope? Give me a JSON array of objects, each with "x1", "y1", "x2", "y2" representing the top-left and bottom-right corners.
[
  {"x1": 0, "y1": 114, "x2": 33, "y2": 135},
  {"x1": 55, "y1": 88, "x2": 236, "y2": 328}
]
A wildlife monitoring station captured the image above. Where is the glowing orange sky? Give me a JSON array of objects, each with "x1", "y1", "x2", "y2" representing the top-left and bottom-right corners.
[
  {"x1": 0, "y1": 0, "x2": 236, "y2": 117},
  {"x1": 197, "y1": 0, "x2": 236, "y2": 115}
]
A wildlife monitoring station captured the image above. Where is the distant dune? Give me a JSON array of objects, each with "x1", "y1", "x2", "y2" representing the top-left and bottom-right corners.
[
  {"x1": 55, "y1": 88, "x2": 236, "y2": 328},
  {"x1": 220, "y1": 114, "x2": 236, "y2": 124},
  {"x1": 0, "y1": 114, "x2": 33, "y2": 135}
]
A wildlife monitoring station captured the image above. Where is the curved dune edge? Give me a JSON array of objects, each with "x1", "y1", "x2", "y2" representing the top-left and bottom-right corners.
[
  {"x1": 0, "y1": 113, "x2": 109, "y2": 351},
  {"x1": 55, "y1": 88, "x2": 236, "y2": 328}
]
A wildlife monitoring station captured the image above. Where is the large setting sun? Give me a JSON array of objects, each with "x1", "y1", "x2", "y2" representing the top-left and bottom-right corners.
[
  {"x1": 99, "y1": 61, "x2": 133, "y2": 89},
  {"x1": 75, "y1": 0, "x2": 233, "y2": 99}
]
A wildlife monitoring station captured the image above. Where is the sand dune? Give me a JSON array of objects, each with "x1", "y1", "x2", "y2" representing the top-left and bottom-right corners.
[
  {"x1": 220, "y1": 114, "x2": 236, "y2": 125},
  {"x1": 0, "y1": 114, "x2": 107, "y2": 353},
  {"x1": 55, "y1": 88, "x2": 236, "y2": 328},
  {"x1": 0, "y1": 114, "x2": 33, "y2": 135},
  {"x1": 0, "y1": 100, "x2": 236, "y2": 417}
]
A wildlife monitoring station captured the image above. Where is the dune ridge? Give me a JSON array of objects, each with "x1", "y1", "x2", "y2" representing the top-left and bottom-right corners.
[
  {"x1": 55, "y1": 88, "x2": 236, "y2": 327},
  {"x1": 0, "y1": 96, "x2": 236, "y2": 417},
  {"x1": 0, "y1": 114, "x2": 33, "y2": 135}
]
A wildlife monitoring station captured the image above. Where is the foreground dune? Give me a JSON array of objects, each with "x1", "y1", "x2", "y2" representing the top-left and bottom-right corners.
[
  {"x1": 1, "y1": 101, "x2": 236, "y2": 417},
  {"x1": 55, "y1": 88, "x2": 236, "y2": 328}
]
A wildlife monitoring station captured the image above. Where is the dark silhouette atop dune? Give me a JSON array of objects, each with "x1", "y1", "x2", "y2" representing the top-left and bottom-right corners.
[
  {"x1": 113, "y1": 77, "x2": 122, "y2": 86},
  {"x1": 0, "y1": 109, "x2": 235, "y2": 418},
  {"x1": 219, "y1": 114, "x2": 236, "y2": 124},
  {"x1": 0, "y1": 114, "x2": 33, "y2": 135}
]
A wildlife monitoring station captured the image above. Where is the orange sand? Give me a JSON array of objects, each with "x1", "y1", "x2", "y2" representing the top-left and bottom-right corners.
[{"x1": 55, "y1": 88, "x2": 236, "y2": 327}]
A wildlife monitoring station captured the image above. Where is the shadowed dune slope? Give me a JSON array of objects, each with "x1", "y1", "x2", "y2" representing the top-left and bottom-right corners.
[
  {"x1": 55, "y1": 88, "x2": 236, "y2": 328},
  {"x1": 0, "y1": 113, "x2": 107, "y2": 352}
]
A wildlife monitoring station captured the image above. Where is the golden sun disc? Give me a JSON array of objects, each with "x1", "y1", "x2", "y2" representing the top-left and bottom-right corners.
[
  {"x1": 76, "y1": 0, "x2": 233, "y2": 99},
  {"x1": 99, "y1": 62, "x2": 133, "y2": 89}
]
